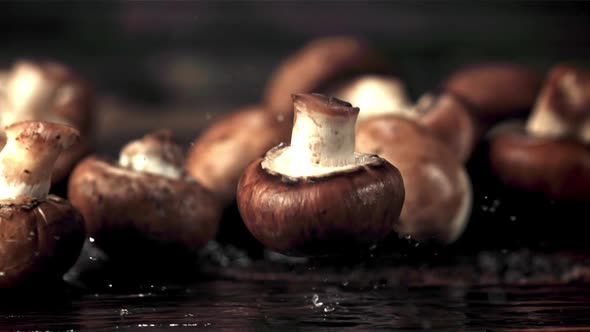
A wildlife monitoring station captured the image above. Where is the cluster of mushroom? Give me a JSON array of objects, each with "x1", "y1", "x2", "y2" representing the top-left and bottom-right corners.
[
  {"x1": 3, "y1": 37, "x2": 589, "y2": 289},
  {"x1": 185, "y1": 37, "x2": 473, "y2": 253},
  {"x1": 192, "y1": 36, "x2": 589, "y2": 256}
]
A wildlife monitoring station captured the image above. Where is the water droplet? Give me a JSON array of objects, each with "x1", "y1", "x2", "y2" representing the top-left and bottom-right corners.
[
  {"x1": 324, "y1": 305, "x2": 335, "y2": 313},
  {"x1": 89, "y1": 237, "x2": 95, "y2": 243},
  {"x1": 509, "y1": 216, "x2": 517, "y2": 221},
  {"x1": 341, "y1": 281, "x2": 349, "y2": 287},
  {"x1": 108, "y1": 284, "x2": 113, "y2": 288},
  {"x1": 0, "y1": 271, "x2": 4, "y2": 277},
  {"x1": 120, "y1": 308, "x2": 130, "y2": 316},
  {"x1": 312, "y1": 294, "x2": 323, "y2": 307}
]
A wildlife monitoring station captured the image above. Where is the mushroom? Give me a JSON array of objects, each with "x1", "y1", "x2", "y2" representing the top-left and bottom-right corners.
[
  {"x1": 489, "y1": 65, "x2": 590, "y2": 201},
  {"x1": 186, "y1": 106, "x2": 291, "y2": 204},
  {"x1": 0, "y1": 60, "x2": 95, "y2": 189},
  {"x1": 331, "y1": 75, "x2": 478, "y2": 162},
  {"x1": 442, "y1": 62, "x2": 542, "y2": 125},
  {"x1": 237, "y1": 93, "x2": 404, "y2": 256},
  {"x1": 68, "y1": 130, "x2": 221, "y2": 262},
  {"x1": 356, "y1": 116, "x2": 472, "y2": 244},
  {"x1": 263, "y1": 36, "x2": 391, "y2": 115},
  {"x1": 0, "y1": 121, "x2": 85, "y2": 289}
]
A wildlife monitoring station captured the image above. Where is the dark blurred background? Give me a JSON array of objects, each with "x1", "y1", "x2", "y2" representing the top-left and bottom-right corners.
[{"x1": 1, "y1": 1, "x2": 590, "y2": 153}]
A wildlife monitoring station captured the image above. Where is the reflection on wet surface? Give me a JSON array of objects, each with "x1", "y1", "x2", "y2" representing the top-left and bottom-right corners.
[{"x1": 2, "y1": 278, "x2": 590, "y2": 330}]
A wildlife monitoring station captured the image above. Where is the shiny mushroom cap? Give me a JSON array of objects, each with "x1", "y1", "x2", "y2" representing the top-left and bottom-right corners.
[
  {"x1": 68, "y1": 130, "x2": 221, "y2": 259},
  {"x1": 237, "y1": 93, "x2": 404, "y2": 256},
  {"x1": 356, "y1": 115, "x2": 472, "y2": 244},
  {"x1": 0, "y1": 121, "x2": 84, "y2": 289}
]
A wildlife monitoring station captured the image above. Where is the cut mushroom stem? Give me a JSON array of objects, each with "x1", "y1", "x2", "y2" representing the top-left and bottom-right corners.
[
  {"x1": 119, "y1": 130, "x2": 185, "y2": 180},
  {"x1": 263, "y1": 93, "x2": 381, "y2": 179},
  {"x1": 0, "y1": 121, "x2": 79, "y2": 201},
  {"x1": 525, "y1": 65, "x2": 590, "y2": 143}
]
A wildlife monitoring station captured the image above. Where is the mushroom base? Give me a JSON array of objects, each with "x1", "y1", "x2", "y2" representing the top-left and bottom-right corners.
[
  {"x1": 237, "y1": 158, "x2": 404, "y2": 257},
  {"x1": 0, "y1": 195, "x2": 85, "y2": 289},
  {"x1": 489, "y1": 126, "x2": 590, "y2": 202}
]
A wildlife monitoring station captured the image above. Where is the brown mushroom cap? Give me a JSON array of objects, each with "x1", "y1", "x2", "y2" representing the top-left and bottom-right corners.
[
  {"x1": 68, "y1": 156, "x2": 221, "y2": 258},
  {"x1": 356, "y1": 115, "x2": 472, "y2": 244},
  {"x1": 526, "y1": 65, "x2": 590, "y2": 142},
  {"x1": 185, "y1": 106, "x2": 291, "y2": 204},
  {"x1": 325, "y1": 74, "x2": 479, "y2": 162},
  {"x1": 443, "y1": 63, "x2": 542, "y2": 124},
  {"x1": 237, "y1": 157, "x2": 404, "y2": 256},
  {"x1": 0, "y1": 195, "x2": 85, "y2": 288},
  {"x1": 489, "y1": 125, "x2": 590, "y2": 202},
  {"x1": 417, "y1": 93, "x2": 480, "y2": 162},
  {"x1": 489, "y1": 65, "x2": 590, "y2": 201},
  {"x1": 0, "y1": 60, "x2": 95, "y2": 187},
  {"x1": 263, "y1": 37, "x2": 391, "y2": 115}
]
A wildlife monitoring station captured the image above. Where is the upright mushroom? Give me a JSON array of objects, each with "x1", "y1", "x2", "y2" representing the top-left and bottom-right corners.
[
  {"x1": 0, "y1": 61, "x2": 95, "y2": 190},
  {"x1": 263, "y1": 37, "x2": 391, "y2": 115},
  {"x1": 237, "y1": 93, "x2": 404, "y2": 256},
  {"x1": 489, "y1": 65, "x2": 590, "y2": 201},
  {"x1": 0, "y1": 121, "x2": 85, "y2": 289},
  {"x1": 68, "y1": 130, "x2": 221, "y2": 262}
]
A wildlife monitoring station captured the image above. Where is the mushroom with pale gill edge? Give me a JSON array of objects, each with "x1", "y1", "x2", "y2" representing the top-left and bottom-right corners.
[
  {"x1": 330, "y1": 75, "x2": 478, "y2": 162},
  {"x1": 68, "y1": 130, "x2": 221, "y2": 263},
  {"x1": 489, "y1": 65, "x2": 590, "y2": 201},
  {"x1": 0, "y1": 60, "x2": 95, "y2": 189},
  {"x1": 237, "y1": 93, "x2": 404, "y2": 256},
  {"x1": 0, "y1": 121, "x2": 85, "y2": 289}
]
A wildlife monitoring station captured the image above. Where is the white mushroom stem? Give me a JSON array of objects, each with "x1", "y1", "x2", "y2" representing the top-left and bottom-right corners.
[
  {"x1": 263, "y1": 94, "x2": 380, "y2": 178},
  {"x1": 331, "y1": 75, "x2": 415, "y2": 122},
  {"x1": 0, "y1": 121, "x2": 79, "y2": 201},
  {"x1": 289, "y1": 98, "x2": 357, "y2": 167},
  {"x1": 526, "y1": 69, "x2": 590, "y2": 144},
  {"x1": 119, "y1": 131, "x2": 184, "y2": 180}
]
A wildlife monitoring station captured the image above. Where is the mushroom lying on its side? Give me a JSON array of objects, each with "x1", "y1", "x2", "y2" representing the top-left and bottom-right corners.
[
  {"x1": 489, "y1": 65, "x2": 590, "y2": 201},
  {"x1": 237, "y1": 93, "x2": 404, "y2": 256},
  {"x1": 263, "y1": 37, "x2": 391, "y2": 115},
  {"x1": 0, "y1": 121, "x2": 85, "y2": 289},
  {"x1": 356, "y1": 116, "x2": 472, "y2": 245},
  {"x1": 68, "y1": 131, "x2": 221, "y2": 262},
  {"x1": 0, "y1": 61, "x2": 95, "y2": 189},
  {"x1": 331, "y1": 75, "x2": 478, "y2": 162}
]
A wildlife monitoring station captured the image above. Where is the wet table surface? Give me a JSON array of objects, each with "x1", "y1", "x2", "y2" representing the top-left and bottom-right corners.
[{"x1": 3, "y1": 245, "x2": 590, "y2": 331}]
